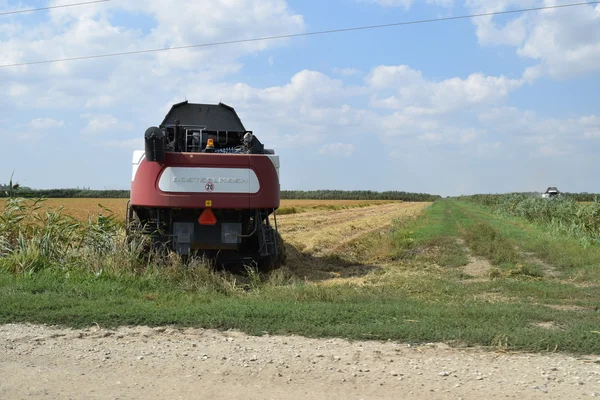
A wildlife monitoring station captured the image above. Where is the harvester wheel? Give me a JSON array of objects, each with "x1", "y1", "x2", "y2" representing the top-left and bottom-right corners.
[
  {"x1": 276, "y1": 232, "x2": 287, "y2": 266},
  {"x1": 125, "y1": 206, "x2": 138, "y2": 240},
  {"x1": 258, "y1": 232, "x2": 287, "y2": 273},
  {"x1": 124, "y1": 207, "x2": 154, "y2": 258}
]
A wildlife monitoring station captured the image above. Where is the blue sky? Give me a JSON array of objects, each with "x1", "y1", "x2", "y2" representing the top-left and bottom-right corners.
[{"x1": 1, "y1": 0, "x2": 599, "y2": 196}]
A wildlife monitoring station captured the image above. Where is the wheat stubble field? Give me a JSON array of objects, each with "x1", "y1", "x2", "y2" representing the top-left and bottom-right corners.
[
  {"x1": 1, "y1": 198, "x2": 599, "y2": 399},
  {"x1": 0, "y1": 198, "x2": 395, "y2": 221}
]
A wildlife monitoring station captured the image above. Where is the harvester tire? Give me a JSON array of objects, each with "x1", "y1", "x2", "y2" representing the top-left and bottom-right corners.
[
  {"x1": 259, "y1": 232, "x2": 287, "y2": 273},
  {"x1": 124, "y1": 208, "x2": 154, "y2": 258},
  {"x1": 276, "y1": 232, "x2": 287, "y2": 266}
]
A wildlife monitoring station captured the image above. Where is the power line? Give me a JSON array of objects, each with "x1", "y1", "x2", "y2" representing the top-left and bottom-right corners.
[
  {"x1": 0, "y1": 0, "x2": 111, "y2": 17},
  {"x1": 1, "y1": 1, "x2": 598, "y2": 68}
]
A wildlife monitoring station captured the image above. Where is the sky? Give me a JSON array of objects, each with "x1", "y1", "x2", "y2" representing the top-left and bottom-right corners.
[{"x1": 1, "y1": 0, "x2": 599, "y2": 197}]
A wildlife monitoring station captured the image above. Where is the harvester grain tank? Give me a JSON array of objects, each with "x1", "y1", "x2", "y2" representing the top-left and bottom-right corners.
[{"x1": 127, "y1": 101, "x2": 285, "y2": 270}]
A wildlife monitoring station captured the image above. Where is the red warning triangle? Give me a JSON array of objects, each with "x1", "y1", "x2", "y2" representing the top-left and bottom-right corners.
[{"x1": 198, "y1": 208, "x2": 217, "y2": 225}]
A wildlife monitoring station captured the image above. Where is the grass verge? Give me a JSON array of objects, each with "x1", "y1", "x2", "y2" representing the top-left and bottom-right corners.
[{"x1": 1, "y1": 271, "x2": 599, "y2": 354}]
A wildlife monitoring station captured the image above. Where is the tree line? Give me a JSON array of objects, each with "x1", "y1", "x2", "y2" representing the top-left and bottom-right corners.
[
  {"x1": 0, "y1": 188, "x2": 130, "y2": 198},
  {"x1": 1, "y1": 187, "x2": 441, "y2": 201},
  {"x1": 280, "y1": 190, "x2": 441, "y2": 201}
]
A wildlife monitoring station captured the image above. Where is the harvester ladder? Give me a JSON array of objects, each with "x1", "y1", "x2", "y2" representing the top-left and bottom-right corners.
[{"x1": 258, "y1": 209, "x2": 279, "y2": 257}]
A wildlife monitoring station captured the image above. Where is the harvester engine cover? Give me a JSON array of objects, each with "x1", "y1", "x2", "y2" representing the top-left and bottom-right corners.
[{"x1": 127, "y1": 101, "x2": 284, "y2": 271}]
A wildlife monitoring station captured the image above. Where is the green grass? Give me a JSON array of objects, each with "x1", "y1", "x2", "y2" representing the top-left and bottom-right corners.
[
  {"x1": 388, "y1": 202, "x2": 469, "y2": 267},
  {"x1": 460, "y1": 194, "x2": 600, "y2": 245},
  {"x1": 1, "y1": 271, "x2": 599, "y2": 353},
  {"x1": 1, "y1": 198, "x2": 599, "y2": 355},
  {"x1": 369, "y1": 199, "x2": 600, "y2": 353},
  {"x1": 455, "y1": 200, "x2": 600, "y2": 282}
]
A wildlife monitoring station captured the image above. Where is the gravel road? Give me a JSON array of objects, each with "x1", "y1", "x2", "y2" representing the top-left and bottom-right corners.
[{"x1": 1, "y1": 324, "x2": 598, "y2": 399}]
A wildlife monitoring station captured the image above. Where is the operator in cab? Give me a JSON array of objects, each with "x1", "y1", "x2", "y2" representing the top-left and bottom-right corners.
[{"x1": 243, "y1": 132, "x2": 264, "y2": 154}]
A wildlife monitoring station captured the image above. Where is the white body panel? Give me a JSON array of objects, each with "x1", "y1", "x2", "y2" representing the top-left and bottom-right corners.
[
  {"x1": 267, "y1": 155, "x2": 280, "y2": 179},
  {"x1": 131, "y1": 150, "x2": 145, "y2": 181},
  {"x1": 158, "y1": 167, "x2": 260, "y2": 194}
]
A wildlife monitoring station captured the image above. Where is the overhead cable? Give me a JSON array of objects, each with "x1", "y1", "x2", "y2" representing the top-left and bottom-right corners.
[
  {"x1": 0, "y1": 0, "x2": 111, "y2": 17},
  {"x1": 1, "y1": 1, "x2": 598, "y2": 68}
]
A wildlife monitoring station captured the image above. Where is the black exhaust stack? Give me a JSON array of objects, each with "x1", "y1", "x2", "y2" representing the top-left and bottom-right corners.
[{"x1": 144, "y1": 127, "x2": 165, "y2": 162}]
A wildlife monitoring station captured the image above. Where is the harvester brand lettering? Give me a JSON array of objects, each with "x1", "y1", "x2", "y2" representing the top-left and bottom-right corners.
[{"x1": 173, "y1": 177, "x2": 248, "y2": 184}]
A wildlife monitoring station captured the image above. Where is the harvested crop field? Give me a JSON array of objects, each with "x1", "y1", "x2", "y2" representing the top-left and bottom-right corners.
[
  {"x1": 0, "y1": 198, "x2": 396, "y2": 222},
  {"x1": 279, "y1": 202, "x2": 425, "y2": 254},
  {"x1": 279, "y1": 202, "x2": 428, "y2": 281}
]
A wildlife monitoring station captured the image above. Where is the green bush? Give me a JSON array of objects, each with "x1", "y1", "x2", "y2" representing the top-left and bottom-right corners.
[{"x1": 459, "y1": 194, "x2": 600, "y2": 245}]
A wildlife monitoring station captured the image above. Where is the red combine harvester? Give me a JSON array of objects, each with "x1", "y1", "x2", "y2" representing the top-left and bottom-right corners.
[{"x1": 127, "y1": 101, "x2": 285, "y2": 271}]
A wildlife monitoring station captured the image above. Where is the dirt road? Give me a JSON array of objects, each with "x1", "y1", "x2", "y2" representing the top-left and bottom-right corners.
[{"x1": 1, "y1": 324, "x2": 598, "y2": 400}]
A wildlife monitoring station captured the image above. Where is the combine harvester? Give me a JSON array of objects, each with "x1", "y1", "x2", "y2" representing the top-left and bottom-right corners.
[
  {"x1": 127, "y1": 101, "x2": 285, "y2": 271},
  {"x1": 541, "y1": 186, "x2": 561, "y2": 199}
]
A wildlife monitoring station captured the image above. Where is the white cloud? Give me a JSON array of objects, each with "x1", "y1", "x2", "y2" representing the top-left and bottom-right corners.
[
  {"x1": 367, "y1": 65, "x2": 423, "y2": 88},
  {"x1": 476, "y1": 141, "x2": 503, "y2": 155},
  {"x1": 176, "y1": 70, "x2": 371, "y2": 150},
  {"x1": 333, "y1": 68, "x2": 361, "y2": 77},
  {"x1": 472, "y1": 14, "x2": 529, "y2": 46},
  {"x1": 460, "y1": 129, "x2": 479, "y2": 143},
  {"x1": 102, "y1": 138, "x2": 144, "y2": 149},
  {"x1": 466, "y1": 0, "x2": 600, "y2": 79},
  {"x1": 6, "y1": 83, "x2": 28, "y2": 97},
  {"x1": 83, "y1": 114, "x2": 120, "y2": 134},
  {"x1": 420, "y1": 133, "x2": 443, "y2": 142},
  {"x1": 173, "y1": 66, "x2": 526, "y2": 157},
  {"x1": 29, "y1": 118, "x2": 64, "y2": 130},
  {"x1": 580, "y1": 115, "x2": 600, "y2": 138},
  {"x1": 319, "y1": 143, "x2": 356, "y2": 157},
  {"x1": 477, "y1": 106, "x2": 600, "y2": 157},
  {"x1": 0, "y1": 0, "x2": 305, "y2": 107},
  {"x1": 85, "y1": 95, "x2": 116, "y2": 109},
  {"x1": 362, "y1": 0, "x2": 453, "y2": 9},
  {"x1": 367, "y1": 65, "x2": 524, "y2": 113},
  {"x1": 465, "y1": 0, "x2": 536, "y2": 46},
  {"x1": 584, "y1": 130, "x2": 600, "y2": 138},
  {"x1": 364, "y1": 0, "x2": 413, "y2": 8}
]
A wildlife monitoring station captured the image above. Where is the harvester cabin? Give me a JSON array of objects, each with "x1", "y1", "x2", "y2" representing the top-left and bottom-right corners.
[{"x1": 159, "y1": 101, "x2": 266, "y2": 154}]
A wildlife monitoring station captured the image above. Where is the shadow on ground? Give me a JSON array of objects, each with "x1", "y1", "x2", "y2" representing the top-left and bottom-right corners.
[{"x1": 281, "y1": 243, "x2": 381, "y2": 282}]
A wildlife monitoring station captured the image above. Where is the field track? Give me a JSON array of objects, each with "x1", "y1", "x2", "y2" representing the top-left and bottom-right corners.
[{"x1": 1, "y1": 323, "x2": 597, "y2": 400}]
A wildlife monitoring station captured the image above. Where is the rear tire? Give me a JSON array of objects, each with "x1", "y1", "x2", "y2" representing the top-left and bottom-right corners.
[{"x1": 258, "y1": 232, "x2": 286, "y2": 273}]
